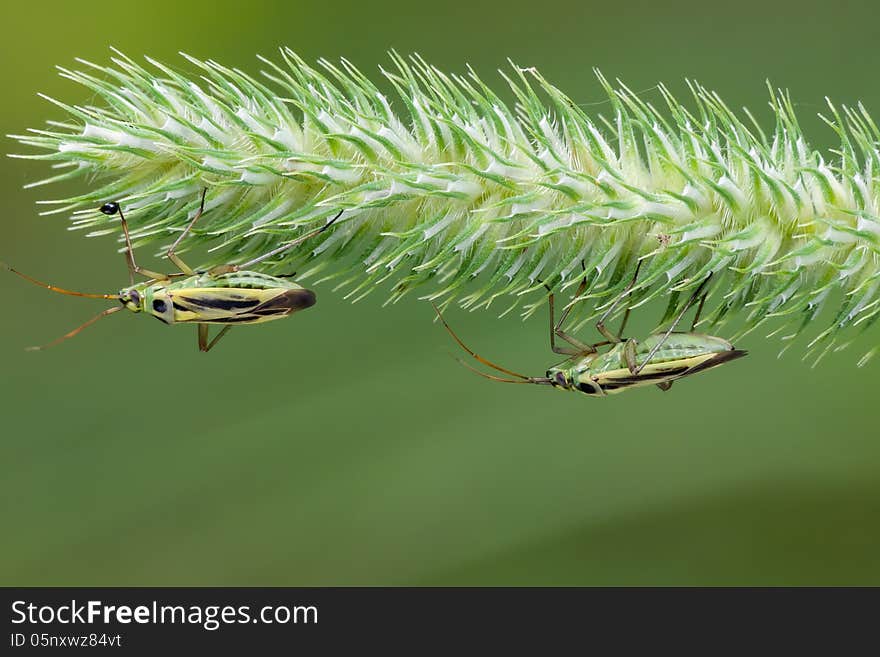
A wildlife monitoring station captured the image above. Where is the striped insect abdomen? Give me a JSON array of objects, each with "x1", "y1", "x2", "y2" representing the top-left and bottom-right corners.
[
  {"x1": 573, "y1": 332, "x2": 747, "y2": 395},
  {"x1": 163, "y1": 287, "x2": 316, "y2": 324}
]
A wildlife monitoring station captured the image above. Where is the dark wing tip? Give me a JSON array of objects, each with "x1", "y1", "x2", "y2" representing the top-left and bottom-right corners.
[
  {"x1": 250, "y1": 287, "x2": 317, "y2": 316},
  {"x1": 684, "y1": 347, "x2": 748, "y2": 377},
  {"x1": 297, "y1": 288, "x2": 317, "y2": 309},
  {"x1": 282, "y1": 288, "x2": 316, "y2": 311},
  {"x1": 710, "y1": 348, "x2": 749, "y2": 366}
]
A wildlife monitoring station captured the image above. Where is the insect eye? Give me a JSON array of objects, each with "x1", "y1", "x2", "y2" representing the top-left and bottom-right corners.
[
  {"x1": 99, "y1": 202, "x2": 120, "y2": 216},
  {"x1": 554, "y1": 372, "x2": 567, "y2": 387},
  {"x1": 152, "y1": 299, "x2": 167, "y2": 313},
  {"x1": 129, "y1": 290, "x2": 140, "y2": 305}
]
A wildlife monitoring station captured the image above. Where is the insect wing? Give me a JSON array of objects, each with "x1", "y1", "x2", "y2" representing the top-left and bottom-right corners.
[
  {"x1": 593, "y1": 349, "x2": 747, "y2": 394},
  {"x1": 167, "y1": 287, "x2": 316, "y2": 324}
]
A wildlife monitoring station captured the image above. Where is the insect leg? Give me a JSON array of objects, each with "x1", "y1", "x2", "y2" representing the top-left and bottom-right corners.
[
  {"x1": 632, "y1": 273, "x2": 714, "y2": 375},
  {"x1": 690, "y1": 290, "x2": 708, "y2": 331},
  {"x1": 617, "y1": 305, "x2": 633, "y2": 339},
  {"x1": 197, "y1": 324, "x2": 233, "y2": 353},
  {"x1": 545, "y1": 261, "x2": 602, "y2": 354},
  {"x1": 165, "y1": 188, "x2": 207, "y2": 275},
  {"x1": 545, "y1": 282, "x2": 593, "y2": 355},
  {"x1": 100, "y1": 202, "x2": 168, "y2": 283},
  {"x1": 595, "y1": 260, "x2": 642, "y2": 343},
  {"x1": 622, "y1": 338, "x2": 640, "y2": 375},
  {"x1": 226, "y1": 210, "x2": 344, "y2": 272}
]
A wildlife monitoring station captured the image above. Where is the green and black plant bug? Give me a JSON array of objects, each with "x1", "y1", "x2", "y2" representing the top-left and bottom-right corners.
[
  {"x1": 433, "y1": 261, "x2": 748, "y2": 396},
  {"x1": 4, "y1": 190, "x2": 342, "y2": 352}
]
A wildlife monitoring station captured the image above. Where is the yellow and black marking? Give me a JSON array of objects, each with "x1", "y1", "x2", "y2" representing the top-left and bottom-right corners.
[
  {"x1": 591, "y1": 349, "x2": 747, "y2": 395},
  {"x1": 150, "y1": 287, "x2": 316, "y2": 325},
  {"x1": 5, "y1": 194, "x2": 338, "y2": 352},
  {"x1": 432, "y1": 299, "x2": 749, "y2": 398}
]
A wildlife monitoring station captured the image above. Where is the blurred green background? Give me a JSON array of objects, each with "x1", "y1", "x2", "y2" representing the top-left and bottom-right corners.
[{"x1": 2, "y1": 0, "x2": 879, "y2": 586}]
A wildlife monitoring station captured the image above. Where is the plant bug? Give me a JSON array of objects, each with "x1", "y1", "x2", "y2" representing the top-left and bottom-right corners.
[
  {"x1": 433, "y1": 262, "x2": 748, "y2": 396},
  {"x1": 5, "y1": 190, "x2": 341, "y2": 352}
]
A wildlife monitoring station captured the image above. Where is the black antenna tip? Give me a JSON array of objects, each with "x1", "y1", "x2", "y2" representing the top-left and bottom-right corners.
[{"x1": 99, "y1": 202, "x2": 120, "y2": 216}]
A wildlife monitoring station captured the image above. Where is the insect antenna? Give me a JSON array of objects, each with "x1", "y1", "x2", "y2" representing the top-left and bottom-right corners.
[
  {"x1": 431, "y1": 303, "x2": 551, "y2": 385},
  {"x1": 452, "y1": 356, "x2": 541, "y2": 384},
  {"x1": 2, "y1": 263, "x2": 117, "y2": 299},
  {"x1": 25, "y1": 306, "x2": 124, "y2": 351}
]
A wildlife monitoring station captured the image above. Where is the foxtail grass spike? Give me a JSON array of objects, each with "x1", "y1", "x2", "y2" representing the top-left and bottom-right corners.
[{"x1": 9, "y1": 50, "x2": 880, "y2": 363}]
